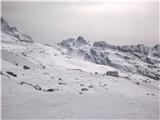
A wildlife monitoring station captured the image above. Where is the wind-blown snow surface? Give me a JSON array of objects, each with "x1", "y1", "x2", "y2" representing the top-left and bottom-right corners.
[{"x1": 1, "y1": 18, "x2": 159, "y2": 119}]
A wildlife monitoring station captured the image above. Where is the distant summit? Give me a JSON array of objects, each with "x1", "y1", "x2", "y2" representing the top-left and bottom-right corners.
[
  {"x1": 76, "y1": 36, "x2": 89, "y2": 46},
  {"x1": 59, "y1": 36, "x2": 91, "y2": 48},
  {"x1": 1, "y1": 17, "x2": 33, "y2": 43}
]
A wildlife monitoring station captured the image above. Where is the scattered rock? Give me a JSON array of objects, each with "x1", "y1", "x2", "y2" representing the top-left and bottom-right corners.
[
  {"x1": 88, "y1": 85, "x2": 93, "y2": 88},
  {"x1": 44, "y1": 72, "x2": 49, "y2": 75},
  {"x1": 79, "y1": 92, "x2": 83, "y2": 94},
  {"x1": 81, "y1": 88, "x2": 88, "y2": 91},
  {"x1": 22, "y1": 52, "x2": 27, "y2": 56},
  {"x1": 0, "y1": 71, "x2": 11, "y2": 78},
  {"x1": 151, "y1": 93, "x2": 155, "y2": 96},
  {"x1": 95, "y1": 72, "x2": 98, "y2": 74},
  {"x1": 59, "y1": 78, "x2": 63, "y2": 81},
  {"x1": 103, "y1": 84, "x2": 107, "y2": 86},
  {"x1": 135, "y1": 82, "x2": 140, "y2": 85},
  {"x1": 58, "y1": 82, "x2": 66, "y2": 85},
  {"x1": 14, "y1": 63, "x2": 18, "y2": 66},
  {"x1": 19, "y1": 82, "x2": 25, "y2": 85},
  {"x1": 143, "y1": 80, "x2": 148, "y2": 83},
  {"x1": 136, "y1": 66, "x2": 160, "y2": 80},
  {"x1": 41, "y1": 88, "x2": 59, "y2": 92},
  {"x1": 34, "y1": 85, "x2": 41, "y2": 90},
  {"x1": 6, "y1": 71, "x2": 17, "y2": 77},
  {"x1": 80, "y1": 84, "x2": 84, "y2": 86},
  {"x1": 23, "y1": 65, "x2": 30, "y2": 70},
  {"x1": 47, "y1": 89, "x2": 54, "y2": 92}
]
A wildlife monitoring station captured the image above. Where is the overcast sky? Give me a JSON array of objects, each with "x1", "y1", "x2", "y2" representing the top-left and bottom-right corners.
[{"x1": 2, "y1": 1, "x2": 159, "y2": 46}]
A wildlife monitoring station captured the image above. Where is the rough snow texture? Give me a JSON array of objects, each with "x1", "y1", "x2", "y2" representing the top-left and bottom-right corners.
[{"x1": 1, "y1": 18, "x2": 159, "y2": 119}]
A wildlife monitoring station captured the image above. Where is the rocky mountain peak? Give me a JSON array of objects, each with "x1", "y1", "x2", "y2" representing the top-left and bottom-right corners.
[
  {"x1": 1, "y1": 17, "x2": 33, "y2": 43},
  {"x1": 60, "y1": 38, "x2": 75, "y2": 48},
  {"x1": 59, "y1": 36, "x2": 90, "y2": 48},
  {"x1": 76, "y1": 36, "x2": 89, "y2": 45},
  {"x1": 1, "y1": 17, "x2": 10, "y2": 32}
]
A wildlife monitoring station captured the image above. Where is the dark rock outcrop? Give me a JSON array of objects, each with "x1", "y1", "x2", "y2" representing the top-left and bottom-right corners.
[
  {"x1": 81, "y1": 88, "x2": 88, "y2": 91},
  {"x1": 23, "y1": 65, "x2": 30, "y2": 70},
  {"x1": 151, "y1": 44, "x2": 160, "y2": 58},
  {"x1": 93, "y1": 41, "x2": 116, "y2": 50},
  {"x1": 58, "y1": 37, "x2": 160, "y2": 80},
  {"x1": 136, "y1": 66, "x2": 160, "y2": 80},
  {"x1": 6, "y1": 71, "x2": 17, "y2": 77},
  {"x1": 106, "y1": 71, "x2": 119, "y2": 77}
]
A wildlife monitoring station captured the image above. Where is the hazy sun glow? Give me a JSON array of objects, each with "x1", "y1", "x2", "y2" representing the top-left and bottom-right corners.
[
  {"x1": 2, "y1": 2, "x2": 158, "y2": 45},
  {"x1": 76, "y1": 3, "x2": 130, "y2": 16}
]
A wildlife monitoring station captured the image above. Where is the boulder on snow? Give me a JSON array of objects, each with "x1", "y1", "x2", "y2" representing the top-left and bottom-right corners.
[
  {"x1": 106, "y1": 71, "x2": 119, "y2": 77},
  {"x1": 81, "y1": 88, "x2": 88, "y2": 91},
  {"x1": 46, "y1": 88, "x2": 59, "y2": 92},
  {"x1": 23, "y1": 65, "x2": 30, "y2": 70},
  {"x1": 135, "y1": 82, "x2": 140, "y2": 85},
  {"x1": 58, "y1": 82, "x2": 66, "y2": 85},
  {"x1": 88, "y1": 85, "x2": 93, "y2": 88},
  {"x1": 47, "y1": 89, "x2": 54, "y2": 92},
  {"x1": 95, "y1": 72, "x2": 98, "y2": 74},
  {"x1": 6, "y1": 71, "x2": 17, "y2": 77},
  {"x1": 34, "y1": 85, "x2": 41, "y2": 90}
]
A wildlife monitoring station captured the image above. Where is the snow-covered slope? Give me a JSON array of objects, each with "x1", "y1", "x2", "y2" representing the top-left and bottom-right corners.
[{"x1": 1, "y1": 18, "x2": 159, "y2": 119}]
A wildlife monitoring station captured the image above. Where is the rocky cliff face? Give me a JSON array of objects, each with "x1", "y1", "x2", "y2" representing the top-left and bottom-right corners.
[
  {"x1": 58, "y1": 38, "x2": 160, "y2": 80},
  {"x1": 1, "y1": 17, "x2": 33, "y2": 43},
  {"x1": 151, "y1": 44, "x2": 160, "y2": 58},
  {"x1": 58, "y1": 36, "x2": 92, "y2": 57}
]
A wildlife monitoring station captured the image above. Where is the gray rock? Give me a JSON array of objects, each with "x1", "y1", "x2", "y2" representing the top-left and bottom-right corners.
[
  {"x1": 81, "y1": 88, "x2": 88, "y2": 91},
  {"x1": 136, "y1": 66, "x2": 160, "y2": 80},
  {"x1": 106, "y1": 71, "x2": 119, "y2": 77},
  {"x1": 93, "y1": 41, "x2": 116, "y2": 49},
  {"x1": 151, "y1": 44, "x2": 160, "y2": 58}
]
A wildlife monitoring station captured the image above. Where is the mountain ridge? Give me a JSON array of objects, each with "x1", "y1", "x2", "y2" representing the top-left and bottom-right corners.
[
  {"x1": 1, "y1": 17, "x2": 33, "y2": 43},
  {"x1": 58, "y1": 37, "x2": 160, "y2": 80},
  {"x1": 1, "y1": 17, "x2": 160, "y2": 81}
]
